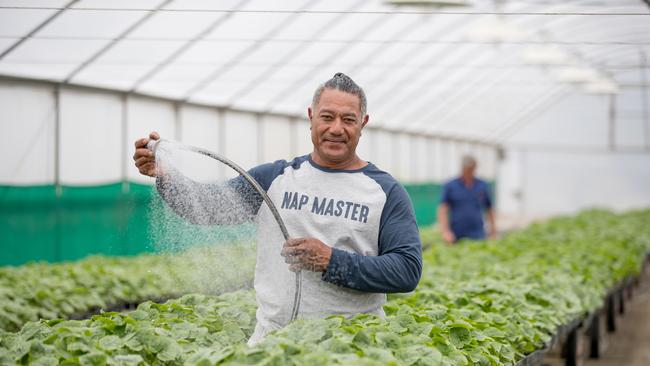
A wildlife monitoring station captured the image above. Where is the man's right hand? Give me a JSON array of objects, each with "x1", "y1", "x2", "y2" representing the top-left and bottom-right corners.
[
  {"x1": 442, "y1": 229, "x2": 456, "y2": 245},
  {"x1": 133, "y1": 131, "x2": 160, "y2": 177}
]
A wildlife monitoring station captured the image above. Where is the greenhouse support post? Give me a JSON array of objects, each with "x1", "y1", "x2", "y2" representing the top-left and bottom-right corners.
[
  {"x1": 174, "y1": 102, "x2": 182, "y2": 142},
  {"x1": 520, "y1": 148, "x2": 527, "y2": 219},
  {"x1": 641, "y1": 50, "x2": 649, "y2": 151},
  {"x1": 217, "y1": 109, "x2": 226, "y2": 181},
  {"x1": 256, "y1": 113, "x2": 264, "y2": 165},
  {"x1": 121, "y1": 94, "x2": 129, "y2": 194},
  {"x1": 289, "y1": 117, "x2": 299, "y2": 158},
  {"x1": 608, "y1": 94, "x2": 616, "y2": 151},
  {"x1": 54, "y1": 84, "x2": 62, "y2": 261}
]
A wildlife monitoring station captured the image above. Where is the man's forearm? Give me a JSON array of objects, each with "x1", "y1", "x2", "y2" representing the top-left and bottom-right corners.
[
  {"x1": 322, "y1": 246, "x2": 422, "y2": 293},
  {"x1": 156, "y1": 171, "x2": 260, "y2": 225},
  {"x1": 437, "y1": 204, "x2": 450, "y2": 232},
  {"x1": 487, "y1": 208, "x2": 497, "y2": 237}
]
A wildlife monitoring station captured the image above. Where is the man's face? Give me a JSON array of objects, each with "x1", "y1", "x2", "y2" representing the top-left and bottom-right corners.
[
  {"x1": 462, "y1": 164, "x2": 476, "y2": 178},
  {"x1": 308, "y1": 89, "x2": 368, "y2": 165}
]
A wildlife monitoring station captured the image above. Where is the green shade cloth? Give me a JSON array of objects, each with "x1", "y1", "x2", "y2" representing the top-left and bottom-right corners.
[{"x1": 0, "y1": 181, "x2": 494, "y2": 266}]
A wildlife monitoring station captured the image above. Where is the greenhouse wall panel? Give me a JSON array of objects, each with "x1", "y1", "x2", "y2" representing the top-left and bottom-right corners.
[
  {"x1": 222, "y1": 110, "x2": 259, "y2": 178},
  {"x1": 372, "y1": 129, "x2": 395, "y2": 175},
  {"x1": 522, "y1": 151, "x2": 650, "y2": 216},
  {"x1": 59, "y1": 88, "x2": 122, "y2": 185},
  {"x1": 293, "y1": 119, "x2": 312, "y2": 157},
  {"x1": 355, "y1": 126, "x2": 372, "y2": 164},
  {"x1": 0, "y1": 81, "x2": 55, "y2": 184},
  {"x1": 178, "y1": 105, "x2": 223, "y2": 182},
  {"x1": 260, "y1": 115, "x2": 293, "y2": 162}
]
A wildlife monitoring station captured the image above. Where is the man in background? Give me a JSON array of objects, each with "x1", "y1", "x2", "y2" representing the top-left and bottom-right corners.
[{"x1": 437, "y1": 155, "x2": 496, "y2": 244}]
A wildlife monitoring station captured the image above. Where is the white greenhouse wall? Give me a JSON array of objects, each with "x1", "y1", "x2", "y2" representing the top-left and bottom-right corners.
[
  {"x1": 498, "y1": 149, "x2": 650, "y2": 219},
  {"x1": 355, "y1": 126, "x2": 373, "y2": 163},
  {"x1": 293, "y1": 119, "x2": 312, "y2": 157},
  {"x1": 0, "y1": 79, "x2": 498, "y2": 193},
  {"x1": 431, "y1": 139, "x2": 444, "y2": 182},
  {"x1": 222, "y1": 111, "x2": 259, "y2": 179},
  {"x1": 372, "y1": 129, "x2": 395, "y2": 175},
  {"x1": 60, "y1": 88, "x2": 122, "y2": 185},
  {"x1": 498, "y1": 89, "x2": 650, "y2": 220},
  {"x1": 260, "y1": 115, "x2": 293, "y2": 162},
  {"x1": 0, "y1": 81, "x2": 55, "y2": 184},
  {"x1": 413, "y1": 135, "x2": 430, "y2": 183},
  {"x1": 178, "y1": 105, "x2": 222, "y2": 182}
]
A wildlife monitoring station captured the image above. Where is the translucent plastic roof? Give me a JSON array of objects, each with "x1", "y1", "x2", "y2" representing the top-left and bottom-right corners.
[{"x1": 1, "y1": 0, "x2": 649, "y2": 142}]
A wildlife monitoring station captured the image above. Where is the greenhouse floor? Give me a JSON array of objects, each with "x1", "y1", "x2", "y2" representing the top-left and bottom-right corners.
[{"x1": 583, "y1": 266, "x2": 650, "y2": 366}]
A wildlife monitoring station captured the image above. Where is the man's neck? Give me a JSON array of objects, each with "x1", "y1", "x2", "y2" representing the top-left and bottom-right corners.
[
  {"x1": 461, "y1": 175, "x2": 474, "y2": 187},
  {"x1": 310, "y1": 152, "x2": 367, "y2": 170}
]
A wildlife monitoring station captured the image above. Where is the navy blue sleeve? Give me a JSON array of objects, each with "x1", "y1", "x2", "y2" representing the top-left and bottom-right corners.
[
  {"x1": 483, "y1": 181, "x2": 493, "y2": 209},
  {"x1": 322, "y1": 182, "x2": 422, "y2": 293},
  {"x1": 440, "y1": 181, "x2": 452, "y2": 206},
  {"x1": 247, "y1": 159, "x2": 288, "y2": 192},
  {"x1": 155, "y1": 160, "x2": 286, "y2": 225}
]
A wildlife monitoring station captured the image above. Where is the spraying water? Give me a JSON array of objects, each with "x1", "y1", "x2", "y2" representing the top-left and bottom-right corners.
[{"x1": 147, "y1": 139, "x2": 302, "y2": 322}]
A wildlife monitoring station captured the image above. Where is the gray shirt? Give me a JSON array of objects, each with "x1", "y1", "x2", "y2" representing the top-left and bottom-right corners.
[{"x1": 156, "y1": 155, "x2": 422, "y2": 342}]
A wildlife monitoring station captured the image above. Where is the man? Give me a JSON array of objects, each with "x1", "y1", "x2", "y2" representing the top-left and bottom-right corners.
[
  {"x1": 133, "y1": 73, "x2": 422, "y2": 344},
  {"x1": 437, "y1": 155, "x2": 496, "y2": 244}
]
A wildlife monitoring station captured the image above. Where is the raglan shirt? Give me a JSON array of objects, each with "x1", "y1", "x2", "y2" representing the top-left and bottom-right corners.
[{"x1": 156, "y1": 155, "x2": 422, "y2": 342}]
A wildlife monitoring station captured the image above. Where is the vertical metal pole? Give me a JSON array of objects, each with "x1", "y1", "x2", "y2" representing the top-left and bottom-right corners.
[
  {"x1": 54, "y1": 86, "x2": 62, "y2": 198},
  {"x1": 409, "y1": 135, "x2": 417, "y2": 183},
  {"x1": 120, "y1": 94, "x2": 129, "y2": 255},
  {"x1": 54, "y1": 85, "x2": 62, "y2": 262},
  {"x1": 494, "y1": 145, "x2": 504, "y2": 214},
  {"x1": 393, "y1": 133, "x2": 401, "y2": 180},
  {"x1": 217, "y1": 109, "x2": 226, "y2": 180},
  {"x1": 520, "y1": 148, "x2": 527, "y2": 221},
  {"x1": 426, "y1": 137, "x2": 435, "y2": 183},
  {"x1": 435, "y1": 138, "x2": 443, "y2": 182},
  {"x1": 121, "y1": 94, "x2": 129, "y2": 194},
  {"x1": 256, "y1": 113, "x2": 264, "y2": 164},
  {"x1": 565, "y1": 328, "x2": 578, "y2": 366},
  {"x1": 641, "y1": 50, "x2": 649, "y2": 151},
  {"x1": 441, "y1": 139, "x2": 449, "y2": 181},
  {"x1": 449, "y1": 139, "x2": 458, "y2": 179},
  {"x1": 608, "y1": 94, "x2": 616, "y2": 151},
  {"x1": 363, "y1": 126, "x2": 374, "y2": 164},
  {"x1": 289, "y1": 118, "x2": 298, "y2": 158},
  {"x1": 618, "y1": 289, "x2": 625, "y2": 315},
  {"x1": 589, "y1": 313, "x2": 601, "y2": 358},
  {"x1": 606, "y1": 294, "x2": 616, "y2": 332},
  {"x1": 174, "y1": 102, "x2": 182, "y2": 142}
]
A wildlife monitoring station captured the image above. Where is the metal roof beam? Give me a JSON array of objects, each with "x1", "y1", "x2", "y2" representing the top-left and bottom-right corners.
[
  {"x1": 129, "y1": 0, "x2": 252, "y2": 93},
  {"x1": 0, "y1": 0, "x2": 79, "y2": 61},
  {"x1": 178, "y1": 0, "x2": 316, "y2": 102},
  {"x1": 404, "y1": 36, "x2": 646, "y2": 137},
  {"x1": 63, "y1": 0, "x2": 174, "y2": 83},
  {"x1": 260, "y1": 11, "x2": 395, "y2": 112},
  {"x1": 493, "y1": 86, "x2": 572, "y2": 143},
  {"x1": 222, "y1": 0, "x2": 366, "y2": 106}
]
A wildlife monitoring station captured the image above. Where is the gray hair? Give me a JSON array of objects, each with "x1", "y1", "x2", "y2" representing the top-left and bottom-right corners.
[
  {"x1": 461, "y1": 155, "x2": 477, "y2": 168},
  {"x1": 312, "y1": 72, "x2": 367, "y2": 117}
]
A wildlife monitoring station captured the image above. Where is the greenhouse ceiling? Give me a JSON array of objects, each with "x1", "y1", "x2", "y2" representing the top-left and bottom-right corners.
[{"x1": 0, "y1": 0, "x2": 649, "y2": 143}]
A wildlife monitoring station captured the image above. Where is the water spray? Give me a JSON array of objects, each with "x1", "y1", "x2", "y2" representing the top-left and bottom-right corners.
[{"x1": 147, "y1": 138, "x2": 302, "y2": 322}]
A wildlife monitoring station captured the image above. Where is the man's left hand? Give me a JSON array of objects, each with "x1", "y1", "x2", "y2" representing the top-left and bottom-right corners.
[{"x1": 281, "y1": 237, "x2": 332, "y2": 272}]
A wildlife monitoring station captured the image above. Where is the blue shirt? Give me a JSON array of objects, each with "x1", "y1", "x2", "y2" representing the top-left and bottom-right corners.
[{"x1": 441, "y1": 177, "x2": 492, "y2": 241}]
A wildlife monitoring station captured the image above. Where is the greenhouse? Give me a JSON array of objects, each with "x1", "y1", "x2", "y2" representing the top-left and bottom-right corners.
[{"x1": 1, "y1": 0, "x2": 650, "y2": 365}]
